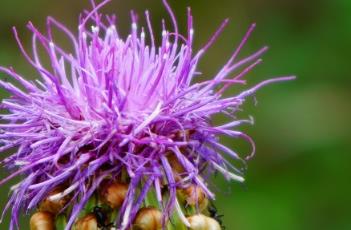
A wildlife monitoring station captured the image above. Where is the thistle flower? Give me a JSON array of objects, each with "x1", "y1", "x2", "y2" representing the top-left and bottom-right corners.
[{"x1": 0, "y1": 0, "x2": 294, "y2": 229}]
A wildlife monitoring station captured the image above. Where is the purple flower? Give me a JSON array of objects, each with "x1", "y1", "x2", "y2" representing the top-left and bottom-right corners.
[{"x1": 0, "y1": 0, "x2": 294, "y2": 229}]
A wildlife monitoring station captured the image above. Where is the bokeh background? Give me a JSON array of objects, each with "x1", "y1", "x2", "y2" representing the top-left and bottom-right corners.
[{"x1": 0, "y1": 0, "x2": 350, "y2": 229}]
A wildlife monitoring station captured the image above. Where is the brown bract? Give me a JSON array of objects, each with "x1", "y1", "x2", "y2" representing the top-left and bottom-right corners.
[
  {"x1": 187, "y1": 214, "x2": 221, "y2": 230},
  {"x1": 39, "y1": 186, "x2": 70, "y2": 215},
  {"x1": 167, "y1": 153, "x2": 184, "y2": 182},
  {"x1": 184, "y1": 185, "x2": 207, "y2": 205},
  {"x1": 30, "y1": 211, "x2": 55, "y2": 230},
  {"x1": 75, "y1": 214, "x2": 98, "y2": 230},
  {"x1": 101, "y1": 182, "x2": 129, "y2": 209},
  {"x1": 133, "y1": 207, "x2": 162, "y2": 230}
]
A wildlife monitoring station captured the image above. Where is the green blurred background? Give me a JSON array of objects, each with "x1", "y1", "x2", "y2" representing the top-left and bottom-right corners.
[{"x1": 0, "y1": 0, "x2": 350, "y2": 229}]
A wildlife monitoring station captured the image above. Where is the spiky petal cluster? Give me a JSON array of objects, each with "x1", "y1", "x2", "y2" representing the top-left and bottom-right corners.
[{"x1": 0, "y1": 0, "x2": 294, "y2": 229}]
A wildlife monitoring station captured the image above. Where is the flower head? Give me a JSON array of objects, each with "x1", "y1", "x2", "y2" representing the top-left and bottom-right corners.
[{"x1": 0, "y1": 0, "x2": 294, "y2": 229}]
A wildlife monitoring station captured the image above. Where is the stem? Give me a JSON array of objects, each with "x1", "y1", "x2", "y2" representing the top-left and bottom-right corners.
[{"x1": 55, "y1": 214, "x2": 66, "y2": 230}]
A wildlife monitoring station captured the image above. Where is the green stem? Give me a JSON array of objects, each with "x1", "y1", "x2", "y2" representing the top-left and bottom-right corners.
[{"x1": 55, "y1": 214, "x2": 66, "y2": 230}]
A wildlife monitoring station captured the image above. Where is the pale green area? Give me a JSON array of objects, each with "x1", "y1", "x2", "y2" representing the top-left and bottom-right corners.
[{"x1": 0, "y1": 0, "x2": 350, "y2": 229}]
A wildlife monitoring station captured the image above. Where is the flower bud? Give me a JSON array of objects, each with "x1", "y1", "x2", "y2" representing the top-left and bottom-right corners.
[
  {"x1": 39, "y1": 186, "x2": 70, "y2": 215},
  {"x1": 187, "y1": 214, "x2": 221, "y2": 230},
  {"x1": 30, "y1": 211, "x2": 55, "y2": 230},
  {"x1": 101, "y1": 182, "x2": 129, "y2": 209},
  {"x1": 133, "y1": 207, "x2": 162, "y2": 230},
  {"x1": 75, "y1": 214, "x2": 98, "y2": 230}
]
